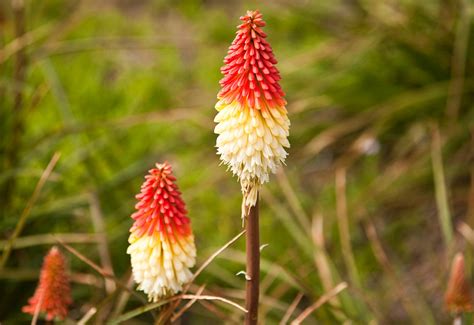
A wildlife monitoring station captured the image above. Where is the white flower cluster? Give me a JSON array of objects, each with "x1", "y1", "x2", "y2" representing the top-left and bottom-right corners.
[
  {"x1": 127, "y1": 232, "x2": 196, "y2": 302},
  {"x1": 214, "y1": 99, "x2": 290, "y2": 206}
]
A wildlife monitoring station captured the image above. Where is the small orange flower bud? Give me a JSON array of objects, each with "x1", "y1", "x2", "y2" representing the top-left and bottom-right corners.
[
  {"x1": 22, "y1": 246, "x2": 72, "y2": 321},
  {"x1": 445, "y1": 253, "x2": 473, "y2": 313}
]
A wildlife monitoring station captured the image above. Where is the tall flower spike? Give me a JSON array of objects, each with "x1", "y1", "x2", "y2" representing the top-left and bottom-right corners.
[
  {"x1": 127, "y1": 162, "x2": 196, "y2": 302},
  {"x1": 214, "y1": 10, "x2": 290, "y2": 207},
  {"x1": 22, "y1": 246, "x2": 72, "y2": 321},
  {"x1": 445, "y1": 252, "x2": 473, "y2": 313}
]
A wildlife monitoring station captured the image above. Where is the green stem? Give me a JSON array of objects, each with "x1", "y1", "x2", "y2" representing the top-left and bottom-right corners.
[{"x1": 431, "y1": 125, "x2": 453, "y2": 247}]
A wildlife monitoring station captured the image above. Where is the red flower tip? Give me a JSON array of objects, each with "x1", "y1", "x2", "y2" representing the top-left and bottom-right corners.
[
  {"x1": 239, "y1": 10, "x2": 266, "y2": 28},
  {"x1": 218, "y1": 9, "x2": 285, "y2": 110},
  {"x1": 130, "y1": 161, "x2": 191, "y2": 240},
  {"x1": 22, "y1": 246, "x2": 72, "y2": 321},
  {"x1": 445, "y1": 253, "x2": 473, "y2": 313}
]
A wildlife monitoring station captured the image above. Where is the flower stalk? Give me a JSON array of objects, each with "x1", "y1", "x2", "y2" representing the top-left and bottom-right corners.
[
  {"x1": 245, "y1": 195, "x2": 260, "y2": 324},
  {"x1": 214, "y1": 10, "x2": 290, "y2": 324}
]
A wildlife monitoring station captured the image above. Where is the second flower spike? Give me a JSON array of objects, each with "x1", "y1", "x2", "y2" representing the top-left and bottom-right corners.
[
  {"x1": 22, "y1": 246, "x2": 72, "y2": 321},
  {"x1": 127, "y1": 162, "x2": 196, "y2": 302},
  {"x1": 214, "y1": 10, "x2": 290, "y2": 207}
]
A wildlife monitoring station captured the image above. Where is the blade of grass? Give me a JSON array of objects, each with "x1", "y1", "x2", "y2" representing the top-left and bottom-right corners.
[
  {"x1": 279, "y1": 292, "x2": 304, "y2": 325},
  {"x1": 467, "y1": 128, "x2": 474, "y2": 228},
  {"x1": 110, "y1": 271, "x2": 134, "y2": 319},
  {"x1": 445, "y1": 0, "x2": 471, "y2": 122},
  {"x1": 198, "y1": 300, "x2": 232, "y2": 321},
  {"x1": 260, "y1": 254, "x2": 293, "y2": 320},
  {"x1": 260, "y1": 188, "x2": 312, "y2": 258},
  {"x1": 186, "y1": 230, "x2": 246, "y2": 291},
  {"x1": 221, "y1": 248, "x2": 302, "y2": 290},
  {"x1": 363, "y1": 218, "x2": 436, "y2": 324},
  {"x1": 1, "y1": 0, "x2": 28, "y2": 214},
  {"x1": 182, "y1": 295, "x2": 247, "y2": 314},
  {"x1": 211, "y1": 285, "x2": 306, "y2": 318},
  {"x1": 291, "y1": 282, "x2": 348, "y2": 324},
  {"x1": 56, "y1": 238, "x2": 146, "y2": 303},
  {"x1": 0, "y1": 152, "x2": 61, "y2": 269},
  {"x1": 0, "y1": 23, "x2": 52, "y2": 64},
  {"x1": 77, "y1": 307, "x2": 97, "y2": 325},
  {"x1": 31, "y1": 289, "x2": 44, "y2": 325},
  {"x1": 206, "y1": 263, "x2": 243, "y2": 288},
  {"x1": 0, "y1": 233, "x2": 99, "y2": 250},
  {"x1": 431, "y1": 124, "x2": 453, "y2": 247},
  {"x1": 335, "y1": 167, "x2": 361, "y2": 287},
  {"x1": 88, "y1": 192, "x2": 116, "y2": 293},
  {"x1": 0, "y1": 268, "x2": 36, "y2": 280},
  {"x1": 164, "y1": 230, "x2": 245, "y2": 322},
  {"x1": 33, "y1": 107, "x2": 209, "y2": 148},
  {"x1": 303, "y1": 82, "x2": 449, "y2": 158},
  {"x1": 70, "y1": 272, "x2": 103, "y2": 287},
  {"x1": 458, "y1": 222, "x2": 474, "y2": 246},
  {"x1": 276, "y1": 169, "x2": 311, "y2": 231},
  {"x1": 171, "y1": 284, "x2": 206, "y2": 322},
  {"x1": 107, "y1": 295, "x2": 247, "y2": 325},
  {"x1": 310, "y1": 213, "x2": 344, "y2": 311}
]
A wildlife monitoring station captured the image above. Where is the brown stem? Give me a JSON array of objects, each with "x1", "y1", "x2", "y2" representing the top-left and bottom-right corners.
[
  {"x1": 154, "y1": 304, "x2": 172, "y2": 325},
  {"x1": 245, "y1": 194, "x2": 260, "y2": 325}
]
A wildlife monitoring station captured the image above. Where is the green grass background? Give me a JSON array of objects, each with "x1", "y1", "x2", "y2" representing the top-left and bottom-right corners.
[{"x1": 1, "y1": 0, "x2": 473, "y2": 323}]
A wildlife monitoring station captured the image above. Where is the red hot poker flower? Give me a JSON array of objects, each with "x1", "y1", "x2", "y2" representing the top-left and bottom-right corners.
[
  {"x1": 214, "y1": 10, "x2": 290, "y2": 207},
  {"x1": 445, "y1": 252, "x2": 473, "y2": 313},
  {"x1": 218, "y1": 10, "x2": 286, "y2": 110},
  {"x1": 22, "y1": 246, "x2": 72, "y2": 321},
  {"x1": 127, "y1": 162, "x2": 196, "y2": 301}
]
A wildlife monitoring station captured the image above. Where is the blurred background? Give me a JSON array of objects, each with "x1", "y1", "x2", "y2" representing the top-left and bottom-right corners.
[{"x1": 1, "y1": 0, "x2": 473, "y2": 323}]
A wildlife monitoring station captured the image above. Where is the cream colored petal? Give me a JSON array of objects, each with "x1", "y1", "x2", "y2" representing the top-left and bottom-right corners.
[
  {"x1": 128, "y1": 232, "x2": 196, "y2": 302},
  {"x1": 214, "y1": 100, "x2": 290, "y2": 207}
]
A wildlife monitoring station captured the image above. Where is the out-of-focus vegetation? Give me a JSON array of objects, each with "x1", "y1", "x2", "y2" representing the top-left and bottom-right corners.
[{"x1": 1, "y1": 0, "x2": 473, "y2": 323}]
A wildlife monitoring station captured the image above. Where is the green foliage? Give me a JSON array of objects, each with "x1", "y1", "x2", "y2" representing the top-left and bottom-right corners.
[{"x1": 1, "y1": 0, "x2": 473, "y2": 323}]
